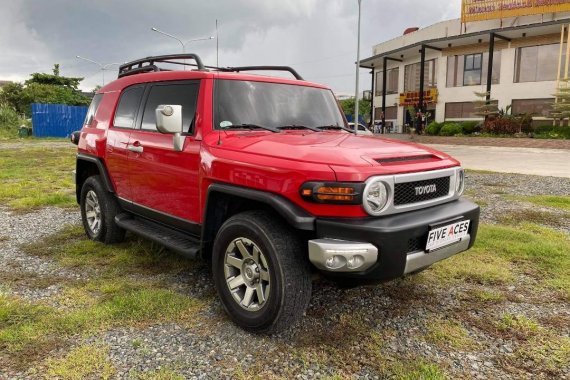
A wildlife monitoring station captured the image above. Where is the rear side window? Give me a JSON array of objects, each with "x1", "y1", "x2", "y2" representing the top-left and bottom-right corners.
[
  {"x1": 113, "y1": 86, "x2": 144, "y2": 129},
  {"x1": 84, "y1": 94, "x2": 103, "y2": 126},
  {"x1": 140, "y1": 82, "x2": 199, "y2": 133}
]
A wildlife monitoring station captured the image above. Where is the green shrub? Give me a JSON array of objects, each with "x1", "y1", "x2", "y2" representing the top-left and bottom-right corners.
[
  {"x1": 460, "y1": 121, "x2": 481, "y2": 134},
  {"x1": 0, "y1": 106, "x2": 19, "y2": 128},
  {"x1": 439, "y1": 123, "x2": 463, "y2": 136},
  {"x1": 533, "y1": 125, "x2": 570, "y2": 139},
  {"x1": 426, "y1": 121, "x2": 443, "y2": 136}
]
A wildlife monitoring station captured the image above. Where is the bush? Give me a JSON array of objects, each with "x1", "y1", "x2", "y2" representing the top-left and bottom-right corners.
[
  {"x1": 533, "y1": 124, "x2": 570, "y2": 139},
  {"x1": 0, "y1": 106, "x2": 20, "y2": 128},
  {"x1": 439, "y1": 123, "x2": 463, "y2": 136},
  {"x1": 426, "y1": 121, "x2": 443, "y2": 136},
  {"x1": 460, "y1": 121, "x2": 481, "y2": 135},
  {"x1": 482, "y1": 116, "x2": 520, "y2": 135}
]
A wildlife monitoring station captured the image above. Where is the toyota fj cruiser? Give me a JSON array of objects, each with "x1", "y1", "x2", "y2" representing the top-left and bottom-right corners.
[{"x1": 71, "y1": 54, "x2": 479, "y2": 334}]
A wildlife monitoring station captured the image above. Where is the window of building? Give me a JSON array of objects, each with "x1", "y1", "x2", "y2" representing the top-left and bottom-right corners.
[
  {"x1": 113, "y1": 85, "x2": 144, "y2": 129},
  {"x1": 445, "y1": 100, "x2": 497, "y2": 119},
  {"x1": 511, "y1": 98, "x2": 554, "y2": 117},
  {"x1": 404, "y1": 59, "x2": 436, "y2": 91},
  {"x1": 374, "y1": 106, "x2": 397, "y2": 120},
  {"x1": 515, "y1": 43, "x2": 566, "y2": 83},
  {"x1": 463, "y1": 53, "x2": 483, "y2": 85},
  {"x1": 375, "y1": 68, "x2": 400, "y2": 96},
  {"x1": 141, "y1": 82, "x2": 200, "y2": 133},
  {"x1": 446, "y1": 52, "x2": 500, "y2": 87}
]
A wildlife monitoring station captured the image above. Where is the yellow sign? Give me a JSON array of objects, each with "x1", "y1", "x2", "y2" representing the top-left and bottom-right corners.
[
  {"x1": 399, "y1": 89, "x2": 438, "y2": 107},
  {"x1": 462, "y1": 0, "x2": 570, "y2": 23}
]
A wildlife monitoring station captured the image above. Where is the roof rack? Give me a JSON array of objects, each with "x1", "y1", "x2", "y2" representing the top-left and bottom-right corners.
[
  {"x1": 117, "y1": 54, "x2": 305, "y2": 81},
  {"x1": 118, "y1": 54, "x2": 207, "y2": 78},
  {"x1": 218, "y1": 66, "x2": 304, "y2": 80}
]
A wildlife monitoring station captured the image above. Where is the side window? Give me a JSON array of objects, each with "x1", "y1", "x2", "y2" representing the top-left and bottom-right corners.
[
  {"x1": 141, "y1": 82, "x2": 199, "y2": 133},
  {"x1": 84, "y1": 94, "x2": 103, "y2": 126},
  {"x1": 113, "y1": 86, "x2": 144, "y2": 129}
]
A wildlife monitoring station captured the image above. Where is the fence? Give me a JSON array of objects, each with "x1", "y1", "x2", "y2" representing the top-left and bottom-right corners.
[{"x1": 31, "y1": 103, "x2": 88, "y2": 138}]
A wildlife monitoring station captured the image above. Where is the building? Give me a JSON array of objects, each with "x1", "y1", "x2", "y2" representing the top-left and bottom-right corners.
[{"x1": 360, "y1": 12, "x2": 570, "y2": 132}]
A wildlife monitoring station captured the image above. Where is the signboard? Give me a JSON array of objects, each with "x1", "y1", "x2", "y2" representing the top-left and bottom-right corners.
[
  {"x1": 461, "y1": 0, "x2": 570, "y2": 23},
  {"x1": 399, "y1": 88, "x2": 438, "y2": 107}
]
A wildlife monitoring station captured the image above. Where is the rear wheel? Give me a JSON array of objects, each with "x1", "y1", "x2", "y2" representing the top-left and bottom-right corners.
[
  {"x1": 212, "y1": 210, "x2": 312, "y2": 334},
  {"x1": 80, "y1": 175, "x2": 125, "y2": 244}
]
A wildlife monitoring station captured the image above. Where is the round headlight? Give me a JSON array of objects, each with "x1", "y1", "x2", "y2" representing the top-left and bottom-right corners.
[
  {"x1": 363, "y1": 179, "x2": 389, "y2": 215},
  {"x1": 456, "y1": 168, "x2": 465, "y2": 195}
]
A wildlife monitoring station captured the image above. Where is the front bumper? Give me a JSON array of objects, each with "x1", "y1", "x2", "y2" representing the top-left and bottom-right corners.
[{"x1": 309, "y1": 198, "x2": 480, "y2": 281}]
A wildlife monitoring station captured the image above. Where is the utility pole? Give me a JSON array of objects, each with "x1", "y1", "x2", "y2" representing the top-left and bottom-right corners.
[{"x1": 354, "y1": 0, "x2": 362, "y2": 128}]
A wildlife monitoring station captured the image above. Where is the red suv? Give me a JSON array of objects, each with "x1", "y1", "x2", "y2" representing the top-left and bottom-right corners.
[{"x1": 72, "y1": 54, "x2": 479, "y2": 333}]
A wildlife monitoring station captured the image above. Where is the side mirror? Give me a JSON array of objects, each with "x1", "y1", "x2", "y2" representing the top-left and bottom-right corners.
[{"x1": 155, "y1": 104, "x2": 184, "y2": 152}]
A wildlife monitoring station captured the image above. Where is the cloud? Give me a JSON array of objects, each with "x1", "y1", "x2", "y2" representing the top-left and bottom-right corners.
[{"x1": 0, "y1": 0, "x2": 462, "y2": 93}]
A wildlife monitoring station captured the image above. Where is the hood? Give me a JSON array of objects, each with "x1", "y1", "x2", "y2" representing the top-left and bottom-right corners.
[{"x1": 212, "y1": 131, "x2": 457, "y2": 172}]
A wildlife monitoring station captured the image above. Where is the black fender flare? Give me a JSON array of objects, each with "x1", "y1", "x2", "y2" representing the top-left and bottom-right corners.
[
  {"x1": 76, "y1": 153, "x2": 115, "y2": 193},
  {"x1": 201, "y1": 183, "x2": 315, "y2": 251}
]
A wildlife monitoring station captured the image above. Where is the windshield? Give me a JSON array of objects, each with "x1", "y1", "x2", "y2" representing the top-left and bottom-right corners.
[{"x1": 214, "y1": 79, "x2": 346, "y2": 130}]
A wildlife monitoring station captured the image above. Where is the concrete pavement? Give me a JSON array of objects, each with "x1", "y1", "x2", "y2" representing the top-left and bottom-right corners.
[{"x1": 426, "y1": 144, "x2": 570, "y2": 178}]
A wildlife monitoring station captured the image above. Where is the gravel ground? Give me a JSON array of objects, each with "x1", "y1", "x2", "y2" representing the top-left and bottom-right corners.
[{"x1": 1, "y1": 172, "x2": 569, "y2": 379}]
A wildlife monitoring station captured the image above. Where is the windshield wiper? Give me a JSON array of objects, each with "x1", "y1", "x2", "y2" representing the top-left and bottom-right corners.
[
  {"x1": 316, "y1": 124, "x2": 355, "y2": 133},
  {"x1": 277, "y1": 124, "x2": 322, "y2": 132},
  {"x1": 224, "y1": 123, "x2": 280, "y2": 133}
]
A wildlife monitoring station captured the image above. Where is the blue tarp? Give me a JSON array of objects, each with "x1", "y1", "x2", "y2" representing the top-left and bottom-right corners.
[
  {"x1": 345, "y1": 114, "x2": 366, "y2": 125},
  {"x1": 31, "y1": 103, "x2": 88, "y2": 138}
]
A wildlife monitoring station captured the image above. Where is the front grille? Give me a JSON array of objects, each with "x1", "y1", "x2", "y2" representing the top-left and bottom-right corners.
[
  {"x1": 394, "y1": 176, "x2": 450, "y2": 206},
  {"x1": 407, "y1": 237, "x2": 424, "y2": 254}
]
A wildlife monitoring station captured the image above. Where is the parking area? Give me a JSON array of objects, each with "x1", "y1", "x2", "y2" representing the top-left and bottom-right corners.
[{"x1": 426, "y1": 144, "x2": 570, "y2": 178}]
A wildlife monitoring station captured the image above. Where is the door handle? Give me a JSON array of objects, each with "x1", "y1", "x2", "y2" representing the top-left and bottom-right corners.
[{"x1": 128, "y1": 145, "x2": 144, "y2": 153}]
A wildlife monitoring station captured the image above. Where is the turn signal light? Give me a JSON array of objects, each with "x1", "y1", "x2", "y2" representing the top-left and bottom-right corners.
[
  {"x1": 315, "y1": 186, "x2": 355, "y2": 201},
  {"x1": 300, "y1": 182, "x2": 364, "y2": 204}
]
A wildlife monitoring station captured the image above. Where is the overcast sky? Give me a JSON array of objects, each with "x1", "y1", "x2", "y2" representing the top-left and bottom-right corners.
[{"x1": 1, "y1": 0, "x2": 460, "y2": 94}]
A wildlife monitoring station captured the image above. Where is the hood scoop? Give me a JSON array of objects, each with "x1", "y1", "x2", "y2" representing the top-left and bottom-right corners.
[{"x1": 375, "y1": 154, "x2": 440, "y2": 165}]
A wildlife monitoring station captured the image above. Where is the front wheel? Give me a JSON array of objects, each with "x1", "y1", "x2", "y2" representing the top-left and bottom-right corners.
[{"x1": 212, "y1": 210, "x2": 312, "y2": 334}]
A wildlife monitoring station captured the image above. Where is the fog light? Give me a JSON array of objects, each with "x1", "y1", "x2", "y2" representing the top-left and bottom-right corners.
[
  {"x1": 325, "y1": 255, "x2": 346, "y2": 269},
  {"x1": 346, "y1": 255, "x2": 365, "y2": 269}
]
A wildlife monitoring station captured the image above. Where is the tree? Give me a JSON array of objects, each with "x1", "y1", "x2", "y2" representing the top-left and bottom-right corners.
[
  {"x1": 339, "y1": 97, "x2": 371, "y2": 122},
  {"x1": 0, "y1": 64, "x2": 90, "y2": 116},
  {"x1": 473, "y1": 91, "x2": 498, "y2": 118},
  {"x1": 551, "y1": 80, "x2": 570, "y2": 125}
]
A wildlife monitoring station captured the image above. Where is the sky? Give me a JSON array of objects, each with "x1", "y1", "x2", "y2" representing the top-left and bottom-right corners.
[{"x1": 0, "y1": 0, "x2": 461, "y2": 94}]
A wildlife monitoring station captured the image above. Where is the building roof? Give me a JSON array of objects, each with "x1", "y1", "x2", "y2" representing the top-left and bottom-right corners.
[{"x1": 361, "y1": 13, "x2": 570, "y2": 69}]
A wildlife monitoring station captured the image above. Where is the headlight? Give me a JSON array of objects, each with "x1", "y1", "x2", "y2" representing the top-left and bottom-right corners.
[
  {"x1": 362, "y1": 179, "x2": 389, "y2": 215},
  {"x1": 456, "y1": 168, "x2": 465, "y2": 195},
  {"x1": 300, "y1": 182, "x2": 364, "y2": 204}
]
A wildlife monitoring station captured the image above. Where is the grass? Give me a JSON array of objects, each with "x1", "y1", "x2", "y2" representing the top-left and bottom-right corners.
[
  {"x1": 0, "y1": 144, "x2": 76, "y2": 209},
  {"x1": 1, "y1": 225, "x2": 208, "y2": 371},
  {"x1": 431, "y1": 223, "x2": 570, "y2": 299},
  {"x1": 497, "y1": 313, "x2": 540, "y2": 339},
  {"x1": 425, "y1": 319, "x2": 477, "y2": 350},
  {"x1": 130, "y1": 367, "x2": 186, "y2": 380},
  {"x1": 45, "y1": 343, "x2": 116, "y2": 380},
  {"x1": 512, "y1": 195, "x2": 570, "y2": 211},
  {"x1": 497, "y1": 209, "x2": 563, "y2": 227}
]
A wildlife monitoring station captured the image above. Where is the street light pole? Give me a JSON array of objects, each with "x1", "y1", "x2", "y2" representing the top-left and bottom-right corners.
[
  {"x1": 151, "y1": 27, "x2": 215, "y2": 69},
  {"x1": 354, "y1": 0, "x2": 362, "y2": 129},
  {"x1": 75, "y1": 56, "x2": 121, "y2": 85}
]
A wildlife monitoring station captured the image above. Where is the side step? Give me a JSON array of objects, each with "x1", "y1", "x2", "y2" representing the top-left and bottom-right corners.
[{"x1": 115, "y1": 214, "x2": 200, "y2": 259}]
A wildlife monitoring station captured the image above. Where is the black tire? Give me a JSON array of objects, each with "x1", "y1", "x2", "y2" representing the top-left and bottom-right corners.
[
  {"x1": 80, "y1": 175, "x2": 125, "y2": 244},
  {"x1": 212, "y1": 210, "x2": 312, "y2": 334}
]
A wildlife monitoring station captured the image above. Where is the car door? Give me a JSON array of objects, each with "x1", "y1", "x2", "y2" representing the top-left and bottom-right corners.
[
  {"x1": 105, "y1": 85, "x2": 145, "y2": 201},
  {"x1": 127, "y1": 80, "x2": 201, "y2": 227}
]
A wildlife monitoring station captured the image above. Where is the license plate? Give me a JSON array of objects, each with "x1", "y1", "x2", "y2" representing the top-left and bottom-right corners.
[{"x1": 426, "y1": 220, "x2": 470, "y2": 251}]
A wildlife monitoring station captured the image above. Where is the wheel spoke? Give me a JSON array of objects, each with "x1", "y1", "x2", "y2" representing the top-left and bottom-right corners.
[
  {"x1": 235, "y1": 240, "x2": 252, "y2": 260},
  {"x1": 86, "y1": 211, "x2": 97, "y2": 219},
  {"x1": 86, "y1": 198, "x2": 95, "y2": 208},
  {"x1": 242, "y1": 287, "x2": 254, "y2": 307},
  {"x1": 260, "y1": 269, "x2": 270, "y2": 282},
  {"x1": 252, "y1": 245, "x2": 260, "y2": 263},
  {"x1": 255, "y1": 283, "x2": 265, "y2": 304},
  {"x1": 228, "y1": 275, "x2": 245, "y2": 290},
  {"x1": 226, "y1": 255, "x2": 243, "y2": 269}
]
